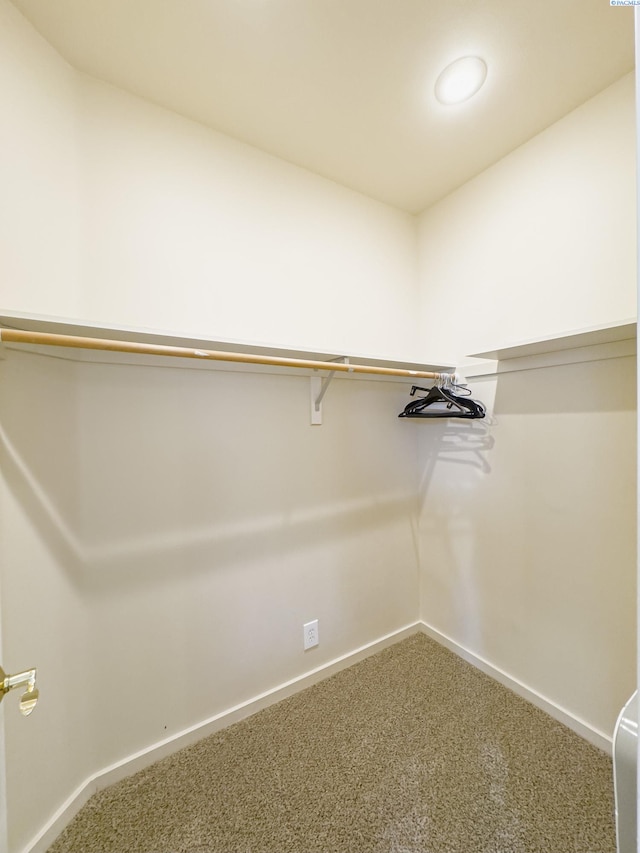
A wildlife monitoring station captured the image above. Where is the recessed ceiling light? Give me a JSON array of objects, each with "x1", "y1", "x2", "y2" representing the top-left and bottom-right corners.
[{"x1": 434, "y1": 56, "x2": 487, "y2": 106}]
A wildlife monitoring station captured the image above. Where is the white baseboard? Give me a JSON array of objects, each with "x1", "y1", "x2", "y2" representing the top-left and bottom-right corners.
[
  {"x1": 417, "y1": 620, "x2": 613, "y2": 755},
  {"x1": 24, "y1": 618, "x2": 612, "y2": 852},
  {"x1": 23, "y1": 622, "x2": 421, "y2": 853}
]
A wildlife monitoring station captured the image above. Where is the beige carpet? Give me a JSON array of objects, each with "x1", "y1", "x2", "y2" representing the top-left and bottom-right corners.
[{"x1": 48, "y1": 633, "x2": 616, "y2": 853}]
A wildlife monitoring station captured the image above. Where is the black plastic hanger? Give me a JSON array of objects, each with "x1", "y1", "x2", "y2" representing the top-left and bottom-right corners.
[{"x1": 398, "y1": 384, "x2": 486, "y2": 419}]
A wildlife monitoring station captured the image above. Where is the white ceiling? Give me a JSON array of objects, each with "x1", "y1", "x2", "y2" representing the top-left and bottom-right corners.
[{"x1": 11, "y1": 0, "x2": 635, "y2": 213}]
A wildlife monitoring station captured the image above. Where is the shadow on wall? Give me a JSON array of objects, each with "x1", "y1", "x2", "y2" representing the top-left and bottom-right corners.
[
  {"x1": 412, "y1": 407, "x2": 496, "y2": 655},
  {"x1": 416, "y1": 356, "x2": 637, "y2": 686},
  {"x1": 492, "y1": 356, "x2": 637, "y2": 416},
  {"x1": 418, "y1": 420, "x2": 495, "y2": 474},
  {"x1": 0, "y1": 421, "x2": 414, "y2": 589},
  {"x1": 406, "y1": 374, "x2": 497, "y2": 476},
  {"x1": 414, "y1": 353, "x2": 636, "y2": 508},
  {"x1": 0, "y1": 351, "x2": 419, "y2": 595},
  {"x1": 413, "y1": 416, "x2": 496, "y2": 507}
]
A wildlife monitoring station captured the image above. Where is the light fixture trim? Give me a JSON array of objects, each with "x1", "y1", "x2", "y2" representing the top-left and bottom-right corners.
[{"x1": 434, "y1": 56, "x2": 488, "y2": 106}]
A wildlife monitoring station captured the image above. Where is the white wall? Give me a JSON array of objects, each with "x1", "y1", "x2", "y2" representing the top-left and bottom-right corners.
[
  {"x1": 0, "y1": 0, "x2": 81, "y2": 319},
  {"x1": 0, "y1": 8, "x2": 89, "y2": 848},
  {"x1": 415, "y1": 72, "x2": 637, "y2": 740},
  {"x1": 417, "y1": 358, "x2": 636, "y2": 739},
  {"x1": 80, "y1": 359, "x2": 419, "y2": 767},
  {"x1": 416, "y1": 73, "x2": 637, "y2": 366},
  {"x1": 75, "y1": 75, "x2": 420, "y2": 361},
  {"x1": 0, "y1": 353, "x2": 93, "y2": 852},
  {"x1": 1, "y1": 349, "x2": 420, "y2": 853}
]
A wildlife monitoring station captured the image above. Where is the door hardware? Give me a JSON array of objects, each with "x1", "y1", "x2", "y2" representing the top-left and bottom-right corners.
[{"x1": 0, "y1": 665, "x2": 38, "y2": 716}]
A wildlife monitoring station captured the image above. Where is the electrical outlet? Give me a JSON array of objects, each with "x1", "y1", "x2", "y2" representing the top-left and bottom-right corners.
[{"x1": 303, "y1": 619, "x2": 319, "y2": 650}]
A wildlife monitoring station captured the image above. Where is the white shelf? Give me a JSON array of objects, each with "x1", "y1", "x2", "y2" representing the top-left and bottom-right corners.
[
  {"x1": 0, "y1": 310, "x2": 453, "y2": 376},
  {"x1": 469, "y1": 319, "x2": 637, "y2": 361}
]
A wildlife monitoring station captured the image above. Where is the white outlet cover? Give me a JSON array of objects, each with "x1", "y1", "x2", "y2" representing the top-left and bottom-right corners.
[{"x1": 303, "y1": 619, "x2": 319, "y2": 650}]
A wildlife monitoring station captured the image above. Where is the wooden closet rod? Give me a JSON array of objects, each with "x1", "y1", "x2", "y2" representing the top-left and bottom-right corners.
[{"x1": 0, "y1": 329, "x2": 447, "y2": 381}]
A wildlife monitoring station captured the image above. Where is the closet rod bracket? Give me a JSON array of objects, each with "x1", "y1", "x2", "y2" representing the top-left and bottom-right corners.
[{"x1": 310, "y1": 357, "x2": 350, "y2": 425}]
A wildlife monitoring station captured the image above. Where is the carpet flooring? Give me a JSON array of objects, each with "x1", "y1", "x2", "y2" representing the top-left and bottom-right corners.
[{"x1": 48, "y1": 633, "x2": 616, "y2": 853}]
